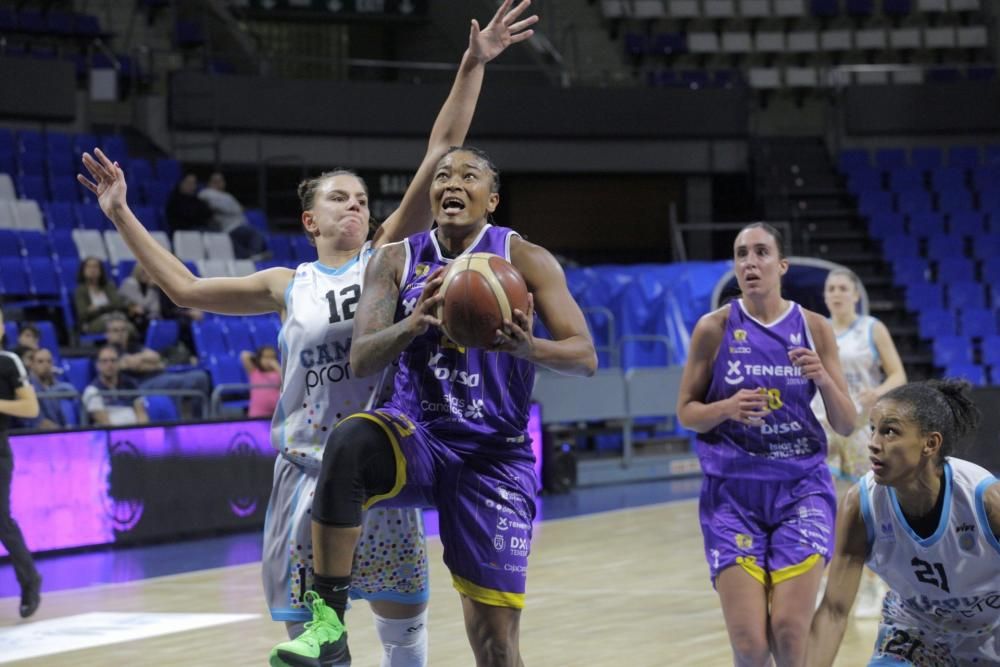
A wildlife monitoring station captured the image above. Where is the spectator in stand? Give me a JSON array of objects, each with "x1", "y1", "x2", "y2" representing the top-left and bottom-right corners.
[
  {"x1": 15, "y1": 325, "x2": 40, "y2": 352},
  {"x1": 165, "y1": 173, "x2": 213, "y2": 233},
  {"x1": 73, "y1": 257, "x2": 138, "y2": 336},
  {"x1": 119, "y1": 263, "x2": 162, "y2": 334},
  {"x1": 197, "y1": 171, "x2": 268, "y2": 259},
  {"x1": 21, "y1": 348, "x2": 76, "y2": 431},
  {"x1": 103, "y1": 314, "x2": 210, "y2": 418},
  {"x1": 240, "y1": 345, "x2": 280, "y2": 418},
  {"x1": 82, "y1": 344, "x2": 148, "y2": 426}
]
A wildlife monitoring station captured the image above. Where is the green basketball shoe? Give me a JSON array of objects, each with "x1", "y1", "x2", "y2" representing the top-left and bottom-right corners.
[{"x1": 269, "y1": 591, "x2": 351, "y2": 667}]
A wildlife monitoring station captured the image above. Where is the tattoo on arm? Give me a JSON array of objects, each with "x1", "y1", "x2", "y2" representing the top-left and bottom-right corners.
[{"x1": 352, "y1": 244, "x2": 414, "y2": 375}]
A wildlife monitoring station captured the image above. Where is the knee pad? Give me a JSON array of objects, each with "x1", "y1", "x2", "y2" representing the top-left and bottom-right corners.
[
  {"x1": 373, "y1": 610, "x2": 428, "y2": 667},
  {"x1": 313, "y1": 416, "x2": 396, "y2": 527}
]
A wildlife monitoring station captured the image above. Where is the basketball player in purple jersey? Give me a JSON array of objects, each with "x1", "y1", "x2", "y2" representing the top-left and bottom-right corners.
[
  {"x1": 272, "y1": 146, "x2": 597, "y2": 667},
  {"x1": 677, "y1": 222, "x2": 856, "y2": 667}
]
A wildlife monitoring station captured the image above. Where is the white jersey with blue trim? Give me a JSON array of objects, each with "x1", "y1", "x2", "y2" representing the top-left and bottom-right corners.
[
  {"x1": 812, "y1": 315, "x2": 882, "y2": 422},
  {"x1": 270, "y1": 243, "x2": 384, "y2": 469},
  {"x1": 859, "y1": 457, "x2": 1000, "y2": 637}
]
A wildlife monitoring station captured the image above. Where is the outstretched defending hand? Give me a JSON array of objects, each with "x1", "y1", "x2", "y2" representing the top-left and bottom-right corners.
[
  {"x1": 468, "y1": 0, "x2": 539, "y2": 64},
  {"x1": 78, "y1": 148, "x2": 128, "y2": 220}
]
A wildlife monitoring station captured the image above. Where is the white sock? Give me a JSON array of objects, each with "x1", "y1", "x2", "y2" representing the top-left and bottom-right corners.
[{"x1": 373, "y1": 610, "x2": 428, "y2": 667}]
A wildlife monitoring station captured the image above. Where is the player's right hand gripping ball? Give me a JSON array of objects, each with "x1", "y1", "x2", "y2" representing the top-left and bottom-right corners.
[{"x1": 436, "y1": 252, "x2": 529, "y2": 349}]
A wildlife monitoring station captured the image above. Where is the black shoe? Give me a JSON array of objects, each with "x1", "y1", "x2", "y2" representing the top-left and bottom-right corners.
[{"x1": 19, "y1": 575, "x2": 41, "y2": 618}]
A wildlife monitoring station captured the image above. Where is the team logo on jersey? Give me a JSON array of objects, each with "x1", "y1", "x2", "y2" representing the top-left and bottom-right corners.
[
  {"x1": 733, "y1": 329, "x2": 748, "y2": 341},
  {"x1": 464, "y1": 399, "x2": 485, "y2": 419},
  {"x1": 789, "y1": 333, "x2": 803, "y2": 346},
  {"x1": 724, "y1": 360, "x2": 745, "y2": 385},
  {"x1": 735, "y1": 533, "x2": 753, "y2": 550},
  {"x1": 494, "y1": 534, "x2": 505, "y2": 551},
  {"x1": 413, "y1": 263, "x2": 430, "y2": 277},
  {"x1": 959, "y1": 532, "x2": 976, "y2": 551}
]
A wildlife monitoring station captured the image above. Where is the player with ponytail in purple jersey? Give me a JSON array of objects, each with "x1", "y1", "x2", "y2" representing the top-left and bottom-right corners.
[{"x1": 677, "y1": 223, "x2": 856, "y2": 667}]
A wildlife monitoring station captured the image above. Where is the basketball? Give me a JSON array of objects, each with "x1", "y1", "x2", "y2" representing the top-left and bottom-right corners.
[{"x1": 436, "y1": 252, "x2": 530, "y2": 348}]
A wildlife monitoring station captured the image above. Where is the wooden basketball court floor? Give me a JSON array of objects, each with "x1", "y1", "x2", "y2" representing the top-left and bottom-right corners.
[{"x1": 1, "y1": 488, "x2": 878, "y2": 666}]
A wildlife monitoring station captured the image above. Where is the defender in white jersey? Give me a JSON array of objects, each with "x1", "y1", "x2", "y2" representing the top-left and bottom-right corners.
[
  {"x1": 809, "y1": 379, "x2": 1000, "y2": 667},
  {"x1": 79, "y1": 7, "x2": 538, "y2": 663},
  {"x1": 812, "y1": 268, "x2": 906, "y2": 482}
]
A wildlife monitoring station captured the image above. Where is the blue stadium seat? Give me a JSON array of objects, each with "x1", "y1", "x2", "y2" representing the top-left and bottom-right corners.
[
  {"x1": 250, "y1": 317, "x2": 281, "y2": 350},
  {"x1": 905, "y1": 282, "x2": 945, "y2": 311},
  {"x1": 972, "y1": 166, "x2": 1000, "y2": 193},
  {"x1": 925, "y1": 233, "x2": 965, "y2": 261},
  {"x1": 155, "y1": 158, "x2": 182, "y2": 184},
  {"x1": 936, "y1": 258, "x2": 975, "y2": 284},
  {"x1": 99, "y1": 135, "x2": 127, "y2": 161},
  {"x1": 33, "y1": 321, "x2": 60, "y2": 360},
  {"x1": 943, "y1": 363, "x2": 987, "y2": 386},
  {"x1": 26, "y1": 257, "x2": 62, "y2": 297},
  {"x1": 981, "y1": 336, "x2": 1000, "y2": 367},
  {"x1": 63, "y1": 357, "x2": 92, "y2": 393},
  {"x1": 868, "y1": 211, "x2": 904, "y2": 240},
  {"x1": 917, "y1": 308, "x2": 955, "y2": 338},
  {"x1": 143, "y1": 181, "x2": 173, "y2": 208},
  {"x1": 42, "y1": 201, "x2": 76, "y2": 230},
  {"x1": 125, "y1": 158, "x2": 154, "y2": 183},
  {"x1": 937, "y1": 189, "x2": 975, "y2": 213},
  {"x1": 875, "y1": 148, "x2": 907, "y2": 170},
  {"x1": 907, "y1": 211, "x2": 944, "y2": 238},
  {"x1": 19, "y1": 231, "x2": 50, "y2": 258},
  {"x1": 0, "y1": 230, "x2": 21, "y2": 256},
  {"x1": 946, "y1": 280, "x2": 984, "y2": 309},
  {"x1": 0, "y1": 258, "x2": 29, "y2": 297},
  {"x1": 266, "y1": 234, "x2": 293, "y2": 262},
  {"x1": 72, "y1": 133, "x2": 99, "y2": 158},
  {"x1": 961, "y1": 308, "x2": 996, "y2": 338},
  {"x1": 973, "y1": 234, "x2": 1000, "y2": 261},
  {"x1": 3, "y1": 321, "x2": 17, "y2": 344},
  {"x1": 892, "y1": 257, "x2": 928, "y2": 285},
  {"x1": 208, "y1": 354, "x2": 249, "y2": 412},
  {"x1": 983, "y1": 257, "x2": 1000, "y2": 284},
  {"x1": 887, "y1": 167, "x2": 924, "y2": 192},
  {"x1": 17, "y1": 175, "x2": 46, "y2": 201},
  {"x1": 74, "y1": 203, "x2": 106, "y2": 230},
  {"x1": 144, "y1": 394, "x2": 179, "y2": 422},
  {"x1": 947, "y1": 146, "x2": 980, "y2": 168},
  {"x1": 49, "y1": 230, "x2": 77, "y2": 259},
  {"x1": 245, "y1": 208, "x2": 268, "y2": 232},
  {"x1": 48, "y1": 175, "x2": 79, "y2": 202},
  {"x1": 191, "y1": 320, "x2": 227, "y2": 358},
  {"x1": 145, "y1": 319, "x2": 180, "y2": 353},
  {"x1": 881, "y1": 234, "x2": 919, "y2": 262},
  {"x1": 948, "y1": 211, "x2": 984, "y2": 237},
  {"x1": 910, "y1": 147, "x2": 943, "y2": 169},
  {"x1": 896, "y1": 191, "x2": 934, "y2": 216},
  {"x1": 131, "y1": 205, "x2": 161, "y2": 231},
  {"x1": 932, "y1": 335, "x2": 972, "y2": 365},
  {"x1": 224, "y1": 319, "x2": 255, "y2": 354},
  {"x1": 986, "y1": 145, "x2": 1000, "y2": 166},
  {"x1": 929, "y1": 167, "x2": 967, "y2": 193},
  {"x1": 858, "y1": 190, "x2": 894, "y2": 217}
]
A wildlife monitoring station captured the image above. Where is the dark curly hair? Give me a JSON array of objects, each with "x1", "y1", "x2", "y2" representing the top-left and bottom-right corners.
[{"x1": 878, "y1": 379, "x2": 982, "y2": 464}]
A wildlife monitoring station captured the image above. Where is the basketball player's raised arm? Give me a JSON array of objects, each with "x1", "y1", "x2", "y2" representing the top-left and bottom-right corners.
[
  {"x1": 807, "y1": 485, "x2": 868, "y2": 667},
  {"x1": 501, "y1": 239, "x2": 596, "y2": 376},
  {"x1": 79, "y1": 150, "x2": 291, "y2": 316},
  {"x1": 802, "y1": 312, "x2": 856, "y2": 435},
  {"x1": 376, "y1": 0, "x2": 538, "y2": 247},
  {"x1": 350, "y1": 243, "x2": 444, "y2": 377},
  {"x1": 676, "y1": 308, "x2": 768, "y2": 433}
]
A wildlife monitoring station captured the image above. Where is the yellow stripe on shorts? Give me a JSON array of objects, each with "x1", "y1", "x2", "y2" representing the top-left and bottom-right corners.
[{"x1": 452, "y1": 574, "x2": 526, "y2": 609}]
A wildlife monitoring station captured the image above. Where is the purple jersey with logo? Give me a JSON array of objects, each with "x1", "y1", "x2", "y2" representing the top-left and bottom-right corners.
[
  {"x1": 385, "y1": 225, "x2": 535, "y2": 463},
  {"x1": 696, "y1": 299, "x2": 828, "y2": 481}
]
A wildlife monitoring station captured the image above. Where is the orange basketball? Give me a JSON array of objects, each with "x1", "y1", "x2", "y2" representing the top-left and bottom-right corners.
[{"x1": 436, "y1": 252, "x2": 530, "y2": 349}]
